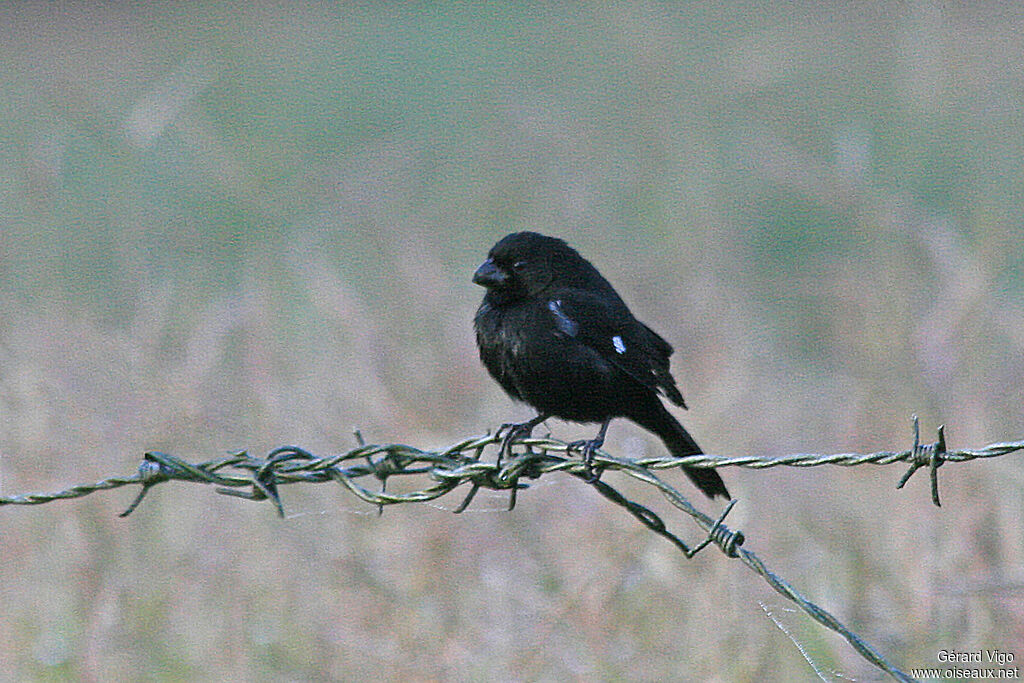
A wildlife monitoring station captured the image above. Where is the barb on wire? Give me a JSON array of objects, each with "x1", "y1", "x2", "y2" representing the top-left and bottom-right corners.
[
  {"x1": 2, "y1": 418, "x2": 1019, "y2": 682},
  {"x1": 896, "y1": 415, "x2": 946, "y2": 505}
]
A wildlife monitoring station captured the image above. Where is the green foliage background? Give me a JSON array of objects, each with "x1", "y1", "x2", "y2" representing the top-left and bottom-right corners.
[{"x1": 1, "y1": 3, "x2": 1022, "y2": 680}]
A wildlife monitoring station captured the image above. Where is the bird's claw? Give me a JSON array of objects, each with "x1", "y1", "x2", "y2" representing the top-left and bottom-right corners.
[
  {"x1": 497, "y1": 418, "x2": 542, "y2": 463},
  {"x1": 568, "y1": 438, "x2": 605, "y2": 482}
]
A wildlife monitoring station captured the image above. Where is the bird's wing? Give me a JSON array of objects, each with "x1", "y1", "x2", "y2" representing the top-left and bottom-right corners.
[{"x1": 549, "y1": 290, "x2": 687, "y2": 408}]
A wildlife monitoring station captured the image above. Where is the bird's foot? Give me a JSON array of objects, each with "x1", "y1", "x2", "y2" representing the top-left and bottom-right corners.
[
  {"x1": 497, "y1": 415, "x2": 547, "y2": 463},
  {"x1": 568, "y1": 437, "x2": 605, "y2": 483}
]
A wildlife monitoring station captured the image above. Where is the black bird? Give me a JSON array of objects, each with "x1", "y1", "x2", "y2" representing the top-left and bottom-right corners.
[{"x1": 473, "y1": 231, "x2": 729, "y2": 499}]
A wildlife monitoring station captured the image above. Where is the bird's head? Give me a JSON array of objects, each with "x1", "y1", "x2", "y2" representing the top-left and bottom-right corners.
[{"x1": 473, "y1": 231, "x2": 591, "y2": 303}]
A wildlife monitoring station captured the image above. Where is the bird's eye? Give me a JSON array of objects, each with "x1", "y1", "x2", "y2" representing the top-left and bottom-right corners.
[{"x1": 513, "y1": 260, "x2": 527, "y2": 270}]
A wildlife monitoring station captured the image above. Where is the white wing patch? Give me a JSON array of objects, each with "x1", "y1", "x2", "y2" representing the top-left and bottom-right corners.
[{"x1": 612, "y1": 335, "x2": 626, "y2": 354}]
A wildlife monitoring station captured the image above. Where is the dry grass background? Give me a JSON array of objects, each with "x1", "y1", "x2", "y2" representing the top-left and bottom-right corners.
[{"x1": 1, "y1": 3, "x2": 1022, "y2": 681}]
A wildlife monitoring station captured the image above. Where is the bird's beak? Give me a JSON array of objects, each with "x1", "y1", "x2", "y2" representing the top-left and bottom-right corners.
[{"x1": 473, "y1": 258, "x2": 507, "y2": 288}]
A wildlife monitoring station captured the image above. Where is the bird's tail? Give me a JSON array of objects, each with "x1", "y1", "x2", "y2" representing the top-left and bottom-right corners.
[{"x1": 632, "y1": 402, "x2": 730, "y2": 500}]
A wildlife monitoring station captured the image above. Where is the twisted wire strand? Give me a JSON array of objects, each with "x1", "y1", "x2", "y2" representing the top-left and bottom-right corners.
[
  {"x1": 0, "y1": 420, "x2": 1015, "y2": 512},
  {"x1": 1, "y1": 420, "x2": 1017, "y2": 682}
]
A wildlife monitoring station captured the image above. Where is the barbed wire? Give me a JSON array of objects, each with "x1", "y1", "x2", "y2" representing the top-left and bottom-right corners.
[{"x1": 1, "y1": 417, "x2": 1018, "y2": 682}]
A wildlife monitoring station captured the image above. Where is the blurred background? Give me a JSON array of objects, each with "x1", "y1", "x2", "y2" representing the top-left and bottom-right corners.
[{"x1": 1, "y1": 2, "x2": 1022, "y2": 680}]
